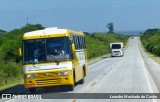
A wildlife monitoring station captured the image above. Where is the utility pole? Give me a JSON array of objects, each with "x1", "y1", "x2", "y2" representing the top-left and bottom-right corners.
[{"x1": 26, "y1": 17, "x2": 29, "y2": 25}]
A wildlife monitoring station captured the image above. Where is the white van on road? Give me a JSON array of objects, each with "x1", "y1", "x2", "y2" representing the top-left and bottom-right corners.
[{"x1": 110, "y1": 42, "x2": 124, "y2": 57}]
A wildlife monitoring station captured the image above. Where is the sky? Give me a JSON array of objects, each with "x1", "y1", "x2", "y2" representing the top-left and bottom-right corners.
[{"x1": 1, "y1": 0, "x2": 160, "y2": 32}]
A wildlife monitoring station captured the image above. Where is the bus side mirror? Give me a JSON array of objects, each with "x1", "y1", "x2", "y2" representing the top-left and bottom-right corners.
[
  {"x1": 18, "y1": 48, "x2": 22, "y2": 57},
  {"x1": 72, "y1": 44, "x2": 76, "y2": 51}
]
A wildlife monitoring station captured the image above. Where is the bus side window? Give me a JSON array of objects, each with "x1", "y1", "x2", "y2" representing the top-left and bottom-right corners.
[
  {"x1": 82, "y1": 37, "x2": 84, "y2": 49},
  {"x1": 79, "y1": 36, "x2": 82, "y2": 49},
  {"x1": 73, "y1": 35, "x2": 77, "y2": 49},
  {"x1": 77, "y1": 36, "x2": 79, "y2": 49},
  {"x1": 80, "y1": 37, "x2": 82, "y2": 49},
  {"x1": 80, "y1": 36, "x2": 83, "y2": 49},
  {"x1": 78, "y1": 36, "x2": 81, "y2": 49},
  {"x1": 84, "y1": 37, "x2": 86, "y2": 48},
  {"x1": 75, "y1": 35, "x2": 79, "y2": 49}
]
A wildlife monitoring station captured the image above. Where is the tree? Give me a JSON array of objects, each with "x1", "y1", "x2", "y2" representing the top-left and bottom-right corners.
[{"x1": 106, "y1": 22, "x2": 114, "y2": 34}]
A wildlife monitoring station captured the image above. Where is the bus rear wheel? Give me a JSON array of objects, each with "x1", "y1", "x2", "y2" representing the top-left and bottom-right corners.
[
  {"x1": 79, "y1": 78, "x2": 84, "y2": 84},
  {"x1": 79, "y1": 71, "x2": 85, "y2": 84},
  {"x1": 29, "y1": 88, "x2": 36, "y2": 93}
]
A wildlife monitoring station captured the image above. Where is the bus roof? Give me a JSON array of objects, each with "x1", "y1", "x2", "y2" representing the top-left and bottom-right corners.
[{"x1": 23, "y1": 27, "x2": 84, "y2": 40}]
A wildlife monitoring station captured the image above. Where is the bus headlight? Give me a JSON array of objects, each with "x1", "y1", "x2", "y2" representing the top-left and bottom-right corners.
[
  {"x1": 25, "y1": 74, "x2": 37, "y2": 78},
  {"x1": 58, "y1": 71, "x2": 71, "y2": 76}
]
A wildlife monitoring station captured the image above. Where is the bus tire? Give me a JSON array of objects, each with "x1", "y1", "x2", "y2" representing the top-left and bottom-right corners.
[
  {"x1": 29, "y1": 88, "x2": 36, "y2": 93},
  {"x1": 79, "y1": 70, "x2": 85, "y2": 84},
  {"x1": 83, "y1": 65, "x2": 86, "y2": 77},
  {"x1": 73, "y1": 70, "x2": 76, "y2": 84},
  {"x1": 79, "y1": 77, "x2": 84, "y2": 84},
  {"x1": 68, "y1": 85, "x2": 74, "y2": 91}
]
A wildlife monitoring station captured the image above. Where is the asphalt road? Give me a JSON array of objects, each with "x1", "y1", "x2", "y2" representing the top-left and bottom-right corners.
[{"x1": 3, "y1": 37, "x2": 160, "y2": 102}]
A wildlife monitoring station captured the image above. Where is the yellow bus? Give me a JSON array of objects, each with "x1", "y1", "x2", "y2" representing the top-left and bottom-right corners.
[{"x1": 20, "y1": 27, "x2": 88, "y2": 93}]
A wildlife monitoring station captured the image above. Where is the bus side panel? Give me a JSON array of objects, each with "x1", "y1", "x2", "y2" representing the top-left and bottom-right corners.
[
  {"x1": 74, "y1": 64, "x2": 83, "y2": 83},
  {"x1": 73, "y1": 51, "x2": 83, "y2": 83}
]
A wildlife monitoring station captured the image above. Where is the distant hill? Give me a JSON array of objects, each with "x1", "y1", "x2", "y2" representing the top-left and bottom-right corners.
[
  {"x1": 116, "y1": 30, "x2": 145, "y2": 35},
  {"x1": 88, "y1": 30, "x2": 144, "y2": 35}
]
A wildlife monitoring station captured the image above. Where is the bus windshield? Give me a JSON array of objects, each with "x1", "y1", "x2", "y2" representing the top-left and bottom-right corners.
[
  {"x1": 112, "y1": 44, "x2": 121, "y2": 49},
  {"x1": 23, "y1": 37, "x2": 72, "y2": 64}
]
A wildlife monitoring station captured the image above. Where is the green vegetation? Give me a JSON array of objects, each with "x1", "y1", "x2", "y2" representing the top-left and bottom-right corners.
[
  {"x1": 139, "y1": 41, "x2": 160, "y2": 64},
  {"x1": 0, "y1": 24, "x2": 129, "y2": 91},
  {"x1": 141, "y1": 28, "x2": 160, "y2": 56},
  {"x1": 0, "y1": 24, "x2": 44, "y2": 91}
]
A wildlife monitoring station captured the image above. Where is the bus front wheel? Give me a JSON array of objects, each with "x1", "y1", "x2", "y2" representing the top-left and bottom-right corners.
[
  {"x1": 68, "y1": 85, "x2": 74, "y2": 91},
  {"x1": 29, "y1": 88, "x2": 36, "y2": 93}
]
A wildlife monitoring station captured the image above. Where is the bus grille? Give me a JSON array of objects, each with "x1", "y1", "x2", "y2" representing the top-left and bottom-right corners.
[
  {"x1": 35, "y1": 78, "x2": 61, "y2": 86},
  {"x1": 36, "y1": 72, "x2": 58, "y2": 78}
]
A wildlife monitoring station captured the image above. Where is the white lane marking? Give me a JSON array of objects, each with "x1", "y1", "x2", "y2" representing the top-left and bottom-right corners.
[
  {"x1": 138, "y1": 39, "x2": 158, "y2": 102},
  {"x1": 91, "y1": 82, "x2": 96, "y2": 87}
]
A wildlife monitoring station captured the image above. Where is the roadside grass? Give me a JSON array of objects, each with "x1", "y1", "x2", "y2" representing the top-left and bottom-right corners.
[
  {"x1": 0, "y1": 59, "x2": 23, "y2": 92},
  {"x1": 0, "y1": 78, "x2": 23, "y2": 91},
  {"x1": 139, "y1": 38, "x2": 160, "y2": 64}
]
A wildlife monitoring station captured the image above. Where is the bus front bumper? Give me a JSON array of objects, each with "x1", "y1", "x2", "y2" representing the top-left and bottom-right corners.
[{"x1": 24, "y1": 74, "x2": 74, "y2": 88}]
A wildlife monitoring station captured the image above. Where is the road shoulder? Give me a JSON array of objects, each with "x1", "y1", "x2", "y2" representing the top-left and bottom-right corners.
[{"x1": 139, "y1": 38, "x2": 160, "y2": 92}]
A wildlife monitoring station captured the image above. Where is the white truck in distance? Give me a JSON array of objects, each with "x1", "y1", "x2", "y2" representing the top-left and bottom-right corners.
[{"x1": 110, "y1": 42, "x2": 124, "y2": 57}]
